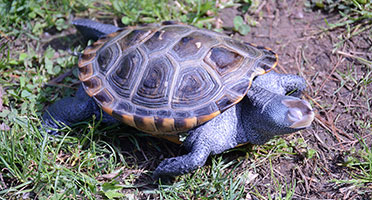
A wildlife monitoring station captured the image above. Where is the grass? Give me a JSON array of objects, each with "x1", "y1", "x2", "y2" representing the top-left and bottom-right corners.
[
  {"x1": 335, "y1": 133, "x2": 372, "y2": 185},
  {"x1": 0, "y1": 0, "x2": 372, "y2": 199},
  {"x1": 154, "y1": 158, "x2": 246, "y2": 199}
]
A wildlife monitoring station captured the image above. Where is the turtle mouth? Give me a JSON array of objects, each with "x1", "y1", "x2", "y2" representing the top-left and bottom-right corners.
[{"x1": 282, "y1": 99, "x2": 315, "y2": 129}]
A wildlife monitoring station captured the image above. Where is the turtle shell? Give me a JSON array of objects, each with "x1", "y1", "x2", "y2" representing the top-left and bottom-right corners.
[{"x1": 78, "y1": 23, "x2": 278, "y2": 135}]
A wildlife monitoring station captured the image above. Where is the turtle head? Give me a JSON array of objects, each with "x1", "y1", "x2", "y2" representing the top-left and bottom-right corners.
[{"x1": 241, "y1": 87, "x2": 314, "y2": 145}]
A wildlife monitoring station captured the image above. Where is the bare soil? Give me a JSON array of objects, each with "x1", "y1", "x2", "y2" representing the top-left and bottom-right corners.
[{"x1": 217, "y1": 0, "x2": 372, "y2": 199}]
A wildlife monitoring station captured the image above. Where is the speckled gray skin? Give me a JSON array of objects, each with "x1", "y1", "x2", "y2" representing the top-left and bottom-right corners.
[{"x1": 42, "y1": 19, "x2": 314, "y2": 178}]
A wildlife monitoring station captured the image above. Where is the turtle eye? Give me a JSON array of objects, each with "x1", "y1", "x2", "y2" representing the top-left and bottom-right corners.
[{"x1": 285, "y1": 88, "x2": 300, "y2": 96}]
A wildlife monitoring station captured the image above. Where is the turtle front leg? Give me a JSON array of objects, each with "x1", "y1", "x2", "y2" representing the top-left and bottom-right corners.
[
  {"x1": 153, "y1": 143, "x2": 211, "y2": 179},
  {"x1": 42, "y1": 85, "x2": 117, "y2": 133},
  {"x1": 153, "y1": 108, "x2": 239, "y2": 178}
]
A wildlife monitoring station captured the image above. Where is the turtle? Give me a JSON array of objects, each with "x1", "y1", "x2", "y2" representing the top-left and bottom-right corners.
[{"x1": 42, "y1": 19, "x2": 314, "y2": 178}]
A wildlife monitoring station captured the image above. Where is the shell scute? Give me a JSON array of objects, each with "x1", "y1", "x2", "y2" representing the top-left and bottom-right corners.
[
  {"x1": 108, "y1": 49, "x2": 144, "y2": 98},
  {"x1": 83, "y1": 76, "x2": 101, "y2": 96},
  {"x1": 143, "y1": 26, "x2": 191, "y2": 53},
  {"x1": 204, "y1": 46, "x2": 244, "y2": 76},
  {"x1": 170, "y1": 31, "x2": 218, "y2": 62},
  {"x1": 96, "y1": 43, "x2": 120, "y2": 72},
  {"x1": 118, "y1": 29, "x2": 153, "y2": 51},
  {"x1": 132, "y1": 56, "x2": 175, "y2": 108},
  {"x1": 171, "y1": 66, "x2": 220, "y2": 109}
]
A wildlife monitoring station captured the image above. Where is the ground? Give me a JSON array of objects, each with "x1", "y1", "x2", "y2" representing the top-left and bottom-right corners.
[
  {"x1": 219, "y1": 1, "x2": 372, "y2": 199},
  {"x1": 0, "y1": 0, "x2": 371, "y2": 199}
]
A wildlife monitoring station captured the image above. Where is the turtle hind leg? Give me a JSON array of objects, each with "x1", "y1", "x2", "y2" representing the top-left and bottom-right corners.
[
  {"x1": 42, "y1": 85, "x2": 117, "y2": 133},
  {"x1": 72, "y1": 19, "x2": 121, "y2": 41}
]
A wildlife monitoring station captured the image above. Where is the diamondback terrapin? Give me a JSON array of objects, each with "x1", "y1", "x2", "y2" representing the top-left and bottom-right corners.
[{"x1": 43, "y1": 19, "x2": 314, "y2": 178}]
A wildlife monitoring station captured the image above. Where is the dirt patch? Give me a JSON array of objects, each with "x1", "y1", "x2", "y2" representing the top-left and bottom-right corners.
[{"x1": 218, "y1": 0, "x2": 372, "y2": 199}]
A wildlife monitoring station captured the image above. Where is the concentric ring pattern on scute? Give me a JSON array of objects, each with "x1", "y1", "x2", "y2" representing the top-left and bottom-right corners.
[{"x1": 78, "y1": 23, "x2": 278, "y2": 134}]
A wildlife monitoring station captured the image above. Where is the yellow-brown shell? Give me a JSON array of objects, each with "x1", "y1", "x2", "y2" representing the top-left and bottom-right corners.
[{"x1": 78, "y1": 23, "x2": 278, "y2": 135}]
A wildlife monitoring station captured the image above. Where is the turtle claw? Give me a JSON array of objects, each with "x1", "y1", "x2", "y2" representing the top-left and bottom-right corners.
[
  {"x1": 42, "y1": 127, "x2": 58, "y2": 136},
  {"x1": 39, "y1": 119, "x2": 64, "y2": 136}
]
